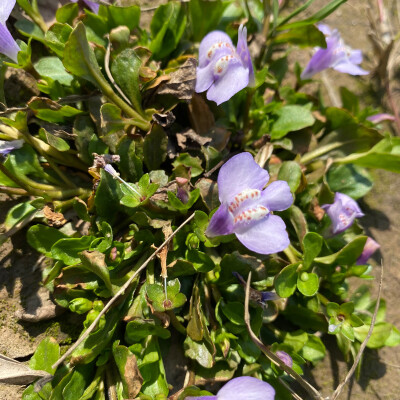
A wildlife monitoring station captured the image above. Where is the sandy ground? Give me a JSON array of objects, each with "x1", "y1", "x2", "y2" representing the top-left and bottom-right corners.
[{"x1": 1, "y1": 0, "x2": 400, "y2": 399}]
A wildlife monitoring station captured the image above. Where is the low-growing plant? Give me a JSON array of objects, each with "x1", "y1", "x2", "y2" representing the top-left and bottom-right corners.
[{"x1": 0, "y1": 0, "x2": 399, "y2": 399}]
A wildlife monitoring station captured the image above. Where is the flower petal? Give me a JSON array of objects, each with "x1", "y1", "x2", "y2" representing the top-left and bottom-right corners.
[
  {"x1": 234, "y1": 214, "x2": 290, "y2": 255},
  {"x1": 236, "y1": 24, "x2": 254, "y2": 86},
  {"x1": 205, "y1": 204, "x2": 234, "y2": 237},
  {"x1": 0, "y1": 0, "x2": 15, "y2": 25},
  {"x1": 367, "y1": 113, "x2": 395, "y2": 123},
  {"x1": 335, "y1": 192, "x2": 364, "y2": 217},
  {"x1": 84, "y1": 0, "x2": 100, "y2": 13},
  {"x1": 196, "y1": 47, "x2": 233, "y2": 93},
  {"x1": 356, "y1": 237, "x2": 380, "y2": 265},
  {"x1": 185, "y1": 397, "x2": 216, "y2": 400},
  {"x1": 261, "y1": 180, "x2": 293, "y2": 211},
  {"x1": 0, "y1": 23, "x2": 20, "y2": 62},
  {"x1": 218, "y1": 377, "x2": 275, "y2": 400},
  {"x1": 198, "y1": 30, "x2": 233, "y2": 68},
  {"x1": 206, "y1": 59, "x2": 249, "y2": 105},
  {"x1": 217, "y1": 153, "x2": 269, "y2": 204},
  {"x1": 0, "y1": 139, "x2": 24, "y2": 155},
  {"x1": 333, "y1": 60, "x2": 368, "y2": 75}
]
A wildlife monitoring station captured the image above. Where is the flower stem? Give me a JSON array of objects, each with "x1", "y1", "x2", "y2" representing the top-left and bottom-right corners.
[
  {"x1": 283, "y1": 246, "x2": 298, "y2": 264},
  {"x1": 166, "y1": 310, "x2": 186, "y2": 335},
  {"x1": 300, "y1": 141, "x2": 345, "y2": 164}
]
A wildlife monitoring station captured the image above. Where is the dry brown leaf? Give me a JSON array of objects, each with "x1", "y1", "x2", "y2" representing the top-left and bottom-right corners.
[
  {"x1": 157, "y1": 58, "x2": 197, "y2": 101},
  {"x1": 0, "y1": 354, "x2": 51, "y2": 385},
  {"x1": 43, "y1": 205, "x2": 67, "y2": 227}
]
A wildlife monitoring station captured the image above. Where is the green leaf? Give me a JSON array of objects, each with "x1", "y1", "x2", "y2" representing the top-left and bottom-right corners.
[
  {"x1": 301, "y1": 335, "x2": 326, "y2": 364},
  {"x1": 271, "y1": 105, "x2": 315, "y2": 139},
  {"x1": 69, "y1": 298, "x2": 93, "y2": 314},
  {"x1": 113, "y1": 344, "x2": 143, "y2": 399},
  {"x1": 297, "y1": 272, "x2": 319, "y2": 297},
  {"x1": 29, "y1": 337, "x2": 60, "y2": 374},
  {"x1": 315, "y1": 236, "x2": 367, "y2": 266},
  {"x1": 80, "y1": 250, "x2": 113, "y2": 294},
  {"x1": 15, "y1": 19, "x2": 44, "y2": 42},
  {"x1": 45, "y1": 23, "x2": 73, "y2": 58},
  {"x1": 125, "y1": 320, "x2": 171, "y2": 343},
  {"x1": 220, "y1": 301, "x2": 245, "y2": 326},
  {"x1": 62, "y1": 364, "x2": 94, "y2": 400},
  {"x1": 111, "y1": 48, "x2": 142, "y2": 113},
  {"x1": 27, "y1": 224, "x2": 68, "y2": 257},
  {"x1": 42, "y1": 128, "x2": 70, "y2": 151},
  {"x1": 63, "y1": 22, "x2": 103, "y2": 87},
  {"x1": 335, "y1": 137, "x2": 400, "y2": 173},
  {"x1": 56, "y1": 3, "x2": 79, "y2": 24},
  {"x1": 277, "y1": 161, "x2": 302, "y2": 192},
  {"x1": 274, "y1": 24, "x2": 326, "y2": 47},
  {"x1": 327, "y1": 164, "x2": 373, "y2": 199},
  {"x1": 28, "y1": 97, "x2": 84, "y2": 123},
  {"x1": 34, "y1": 56, "x2": 74, "y2": 86},
  {"x1": 186, "y1": 249, "x2": 215, "y2": 273},
  {"x1": 3, "y1": 200, "x2": 38, "y2": 230},
  {"x1": 107, "y1": 5, "x2": 141, "y2": 31},
  {"x1": 302, "y1": 232, "x2": 323, "y2": 269},
  {"x1": 173, "y1": 153, "x2": 204, "y2": 178},
  {"x1": 283, "y1": 330, "x2": 308, "y2": 352},
  {"x1": 188, "y1": 0, "x2": 228, "y2": 41},
  {"x1": 150, "y1": 2, "x2": 187, "y2": 59},
  {"x1": 354, "y1": 322, "x2": 395, "y2": 348},
  {"x1": 146, "y1": 279, "x2": 187, "y2": 312},
  {"x1": 143, "y1": 125, "x2": 168, "y2": 170},
  {"x1": 184, "y1": 336, "x2": 214, "y2": 368},
  {"x1": 51, "y1": 236, "x2": 95, "y2": 265},
  {"x1": 274, "y1": 263, "x2": 300, "y2": 298}
]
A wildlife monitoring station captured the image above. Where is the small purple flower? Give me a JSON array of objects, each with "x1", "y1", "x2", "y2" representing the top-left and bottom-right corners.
[
  {"x1": 186, "y1": 376, "x2": 275, "y2": 400},
  {"x1": 356, "y1": 237, "x2": 380, "y2": 265},
  {"x1": 206, "y1": 153, "x2": 293, "y2": 254},
  {"x1": 322, "y1": 192, "x2": 364, "y2": 235},
  {"x1": 275, "y1": 350, "x2": 293, "y2": 368},
  {"x1": 71, "y1": 0, "x2": 100, "y2": 14},
  {"x1": 0, "y1": 139, "x2": 24, "y2": 155},
  {"x1": 367, "y1": 113, "x2": 395, "y2": 124},
  {"x1": 195, "y1": 25, "x2": 254, "y2": 105},
  {"x1": 301, "y1": 24, "x2": 368, "y2": 80},
  {"x1": 0, "y1": 0, "x2": 21, "y2": 62}
]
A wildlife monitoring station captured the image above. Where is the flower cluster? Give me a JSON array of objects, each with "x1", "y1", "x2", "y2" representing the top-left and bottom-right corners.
[
  {"x1": 0, "y1": 0, "x2": 21, "y2": 62},
  {"x1": 196, "y1": 25, "x2": 254, "y2": 105},
  {"x1": 301, "y1": 24, "x2": 368, "y2": 79},
  {"x1": 206, "y1": 153, "x2": 293, "y2": 254},
  {"x1": 186, "y1": 376, "x2": 275, "y2": 400}
]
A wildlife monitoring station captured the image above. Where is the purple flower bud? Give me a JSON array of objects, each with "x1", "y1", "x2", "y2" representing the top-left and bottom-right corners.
[
  {"x1": 276, "y1": 350, "x2": 293, "y2": 368},
  {"x1": 195, "y1": 25, "x2": 254, "y2": 105},
  {"x1": 301, "y1": 24, "x2": 368, "y2": 80},
  {"x1": 0, "y1": 1, "x2": 21, "y2": 62},
  {"x1": 321, "y1": 192, "x2": 364, "y2": 235},
  {"x1": 205, "y1": 153, "x2": 293, "y2": 254},
  {"x1": 367, "y1": 113, "x2": 395, "y2": 124},
  {"x1": 356, "y1": 237, "x2": 380, "y2": 265},
  {"x1": 71, "y1": 0, "x2": 100, "y2": 14},
  {"x1": 0, "y1": 139, "x2": 24, "y2": 155},
  {"x1": 186, "y1": 376, "x2": 275, "y2": 400}
]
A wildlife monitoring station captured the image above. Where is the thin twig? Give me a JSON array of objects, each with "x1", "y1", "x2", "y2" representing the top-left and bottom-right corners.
[
  {"x1": 104, "y1": 35, "x2": 133, "y2": 107},
  {"x1": 244, "y1": 272, "x2": 324, "y2": 400},
  {"x1": 278, "y1": 377, "x2": 303, "y2": 400},
  {"x1": 330, "y1": 263, "x2": 384, "y2": 400},
  {"x1": 51, "y1": 213, "x2": 195, "y2": 371}
]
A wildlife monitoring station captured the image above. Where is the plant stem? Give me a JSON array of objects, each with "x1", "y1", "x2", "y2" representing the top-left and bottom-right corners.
[
  {"x1": 167, "y1": 310, "x2": 186, "y2": 335},
  {"x1": 283, "y1": 246, "x2": 298, "y2": 264},
  {"x1": 300, "y1": 141, "x2": 345, "y2": 164}
]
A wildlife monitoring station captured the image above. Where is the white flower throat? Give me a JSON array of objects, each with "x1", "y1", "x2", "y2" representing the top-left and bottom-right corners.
[{"x1": 228, "y1": 189, "x2": 269, "y2": 225}]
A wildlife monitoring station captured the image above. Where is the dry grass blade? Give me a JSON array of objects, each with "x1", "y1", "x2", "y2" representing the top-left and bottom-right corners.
[
  {"x1": 51, "y1": 213, "x2": 195, "y2": 371},
  {"x1": 244, "y1": 272, "x2": 324, "y2": 400},
  {"x1": 330, "y1": 263, "x2": 384, "y2": 400}
]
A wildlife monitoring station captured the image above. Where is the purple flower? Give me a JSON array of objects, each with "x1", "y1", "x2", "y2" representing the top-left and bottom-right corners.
[
  {"x1": 71, "y1": 0, "x2": 100, "y2": 14},
  {"x1": 356, "y1": 237, "x2": 380, "y2": 265},
  {"x1": 301, "y1": 24, "x2": 368, "y2": 80},
  {"x1": 0, "y1": 139, "x2": 24, "y2": 155},
  {"x1": 275, "y1": 350, "x2": 293, "y2": 368},
  {"x1": 195, "y1": 25, "x2": 254, "y2": 105},
  {"x1": 0, "y1": 0, "x2": 21, "y2": 62},
  {"x1": 186, "y1": 376, "x2": 275, "y2": 400},
  {"x1": 367, "y1": 113, "x2": 395, "y2": 124},
  {"x1": 206, "y1": 153, "x2": 293, "y2": 254},
  {"x1": 322, "y1": 192, "x2": 364, "y2": 235}
]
